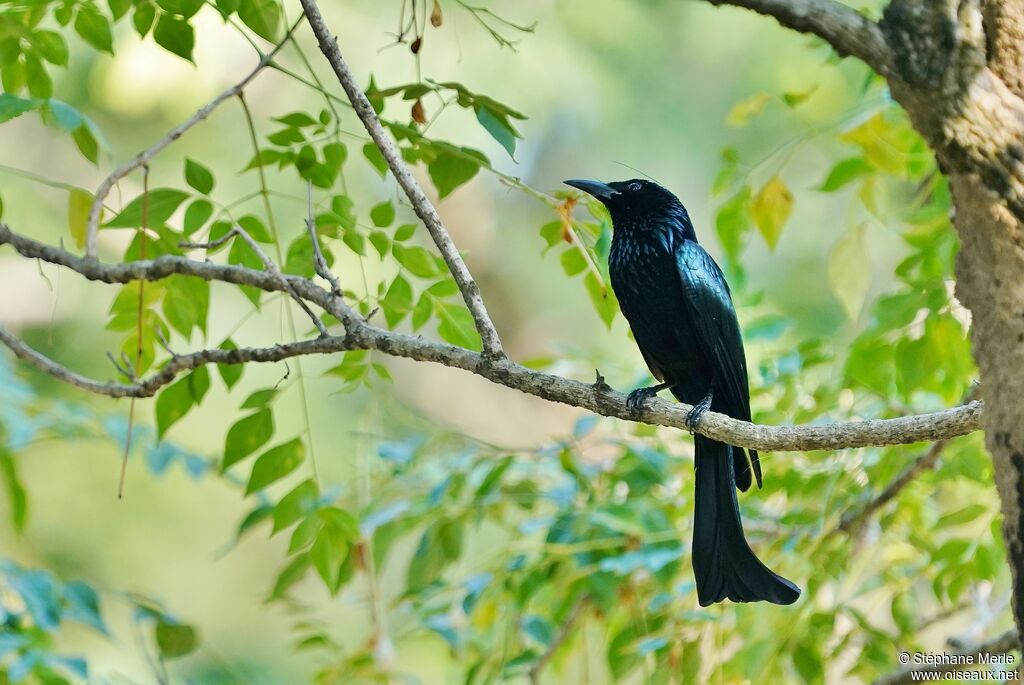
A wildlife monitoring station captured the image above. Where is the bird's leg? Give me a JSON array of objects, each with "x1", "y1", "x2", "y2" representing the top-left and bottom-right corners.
[
  {"x1": 685, "y1": 388, "x2": 714, "y2": 432},
  {"x1": 626, "y1": 382, "x2": 673, "y2": 412}
]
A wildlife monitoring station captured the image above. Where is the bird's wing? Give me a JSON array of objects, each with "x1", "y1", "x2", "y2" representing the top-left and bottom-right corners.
[{"x1": 675, "y1": 239, "x2": 762, "y2": 489}]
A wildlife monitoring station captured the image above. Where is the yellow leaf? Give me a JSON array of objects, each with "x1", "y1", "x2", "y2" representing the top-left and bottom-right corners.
[
  {"x1": 67, "y1": 188, "x2": 92, "y2": 249},
  {"x1": 750, "y1": 175, "x2": 792, "y2": 250},
  {"x1": 726, "y1": 93, "x2": 771, "y2": 127},
  {"x1": 828, "y1": 224, "x2": 871, "y2": 321}
]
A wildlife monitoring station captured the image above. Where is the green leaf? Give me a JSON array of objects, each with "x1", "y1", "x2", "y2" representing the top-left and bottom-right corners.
[
  {"x1": 560, "y1": 248, "x2": 587, "y2": 277},
  {"x1": 238, "y1": 0, "x2": 281, "y2": 42},
  {"x1": 393, "y1": 244, "x2": 439, "y2": 278},
  {"x1": 475, "y1": 105, "x2": 518, "y2": 157},
  {"x1": 108, "y1": 0, "x2": 133, "y2": 20},
  {"x1": 394, "y1": 223, "x2": 416, "y2": 241},
  {"x1": 436, "y1": 302, "x2": 481, "y2": 351},
  {"x1": 155, "y1": 621, "x2": 198, "y2": 658},
  {"x1": 45, "y1": 99, "x2": 84, "y2": 131},
  {"x1": 937, "y1": 504, "x2": 988, "y2": 528},
  {"x1": 584, "y1": 272, "x2": 617, "y2": 328},
  {"x1": 370, "y1": 201, "x2": 395, "y2": 227},
  {"x1": 715, "y1": 186, "x2": 751, "y2": 262},
  {"x1": 67, "y1": 188, "x2": 92, "y2": 249},
  {"x1": 241, "y1": 387, "x2": 277, "y2": 408},
  {"x1": 33, "y1": 30, "x2": 69, "y2": 66},
  {"x1": 363, "y1": 142, "x2": 388, "y2": 176},
  {"x1": 163, "y1": 276, "x2": 209, "y2": 336},
  {"x1": 156, "y1": 0, "x2": 203, "y2": 18},
  {"x1": 269, "y1": 553, "x2": 310, "y2": 599},
  {"x1": 183, "y1": 199, "x2": 213, "y2": 235},
  {"x1": 156, "y1": 374, "x2": 195, "y2": 437},
  {"x1": 73, "y1": 124, "x2": 100, "y2": 164},
  {"x1": 427, "y1": 146, "x2": 485, "y2": 198},
  {"x1": 818, "y1": 157, "x2": 872, "y2": 192},
  {"x1": 105, "y1": 189, "x2": 189, "y2": 228},
  {"x1": 749, "y1": 175, "x2": 792, "y2": 251},
  {"x1": 74, "y1": 5, "x2": 114, "y2": 53},
  {"x1": 0, "y1": 94, "x2": 38, "y2": 124},
  {"x1": 184, "y1": 158, "x2": 214, "y2": 194},
  {"x1": 217, "y1": 338, "x2": 243, "y2": 389},
  {"x1": 411, "y1": 293, "x2": 433, "y2": 330},
  {"x1": 154, "y1": 13, "x2": 195, "y2": 61},
  {"x1": 222, "y1": 409, "x2": 273, "y2": 471},
  {"x1": 133, "y1": 2, "x2": 156, "y2": 36},
  {"x1": 369, "y1": 230, "x2": 390, "y2": 258},
  {"x1": 273, "y1": 479, "x2": 319, "y2": 533},
  {"x1": 274, "y1": 111, "x2": 318, "y2": 127},
  {"x1": 726, "y1": 92, "x2": 770, "y2": 127},
  {"x1": 24, "y1": 53, "x2": 53, "y2": 99},
  {"x1": 310, "y1": 529, "x2": 349, "y2": 594},
  {"x1": 0, "y1": 450, "x2": 27, "y2": 533},
  {"x1": 827, "y1": 224, "x2": 871, "y2": 321},
  {"x1": 382, "y1": 274, "x2": 413, "y2": 327},
  {"x1": 246, "y1": 438, "x2": 305, "y2": 494}
]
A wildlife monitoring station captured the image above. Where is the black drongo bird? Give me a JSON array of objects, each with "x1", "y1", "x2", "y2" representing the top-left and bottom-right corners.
[{"x1": 564, "y1": 178, "x2": 800, "y2": 607}]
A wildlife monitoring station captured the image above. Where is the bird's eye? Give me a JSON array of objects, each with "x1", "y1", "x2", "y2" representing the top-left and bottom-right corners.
[{"x1": 628, "y1": 182, "x2": 642, "y2": 192}]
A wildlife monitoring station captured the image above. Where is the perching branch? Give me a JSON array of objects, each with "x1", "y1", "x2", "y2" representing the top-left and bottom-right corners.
[
  {"x1": 702, "y1": 0, "x2": 893, "y2": 77},
  {"x1": 0, "y1": 224, "x2": 985, "y2": 452},
  {"x1": 872, "y1": 629, "x2": 1020, "y2": 685},
  {"x1": 83, "y1": 16, "x2": 305, "y2": 260},
  {"x1": 298, "y1": 0, "x2": 505, "y2": 359}
]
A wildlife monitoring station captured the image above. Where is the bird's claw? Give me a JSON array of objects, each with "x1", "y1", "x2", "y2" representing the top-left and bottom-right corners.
[
  {"x1": 626, "y1": 387, "x2": 657, "y2": 412},
  {"x1": 685, "y1": 390, "x2": 714, "y2": 433}
]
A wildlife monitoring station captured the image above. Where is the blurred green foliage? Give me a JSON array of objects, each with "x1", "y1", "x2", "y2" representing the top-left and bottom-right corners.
[{"x1": 0, "y1": 0, "x2": 1012, "y2": 684}]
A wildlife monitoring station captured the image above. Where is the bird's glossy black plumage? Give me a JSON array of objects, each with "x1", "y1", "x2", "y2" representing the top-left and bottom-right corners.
[{"x1": 565, "y1": 178, "x2": 800, "y2": 606}]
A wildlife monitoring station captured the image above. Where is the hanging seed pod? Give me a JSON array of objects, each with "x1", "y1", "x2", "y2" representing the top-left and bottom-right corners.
[
  {"x1": 411, "y1": 36, "x2": 422, "y2": 53},
  {"x1": 412, "y1": 98, "x2": 427, "y2": 124},
  {"x1": 430, "y1": 0, "x2": 443, "y2": 27}
]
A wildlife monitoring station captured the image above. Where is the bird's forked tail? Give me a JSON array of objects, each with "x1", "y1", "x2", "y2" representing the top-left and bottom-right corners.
[{"x1": 692, "y1": 435, "x2": 800, "y2": 606}]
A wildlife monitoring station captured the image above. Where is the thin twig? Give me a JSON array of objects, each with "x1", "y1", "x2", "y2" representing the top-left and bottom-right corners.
[
  {"x1": 834, "y1": 387, "x2": 980, "y2": 535},
  {"x1": 528, "y1": 595, "x2": 588, "y2": 685},
  {"x1": 298, "y1": 0, "x2": 505, "y2": 358},
  {"x1": 305, "y1": 182, "x2": 342, "y2": 296},
  {"x1": 83, "y1": 15, "x2": 305, "y2": 259},
  {"x1": 835, "y1": 438, "x2": 951, "y2": 535}
]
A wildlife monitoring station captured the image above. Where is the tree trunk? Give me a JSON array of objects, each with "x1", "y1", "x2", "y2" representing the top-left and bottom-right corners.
[{"x1": 881, "y1": 0, "x2": 1024, "y2": 639}]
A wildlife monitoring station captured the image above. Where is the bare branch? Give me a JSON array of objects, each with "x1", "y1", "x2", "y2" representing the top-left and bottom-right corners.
[
  {"x1": 703, "y1": 0, "x2": 893, "y2": 77},
  {"x1": 0, "y1": 224, "x2": 988, "y2": 452},
  {"x1": 83, "y1": 16, "x2": 305, "y2": 259},
  {"x1": 228, "y1": 224, "x2": 329, "y2": 337},
  {"x1": 835, "y1": 437, "x2": 950, "y2": 535},
  {"x1": 873, "y1": 630, "x2": 1019, "y2": 685},
  {"x1": 305, "y1": 182, "x2": 342, "y2": 296},
  {"x1": 298, "y1": 0, "x2": 505, "y2": 359},
  {"x1": 0, "y1": 325, "x2": 350, "y2": 398},
  {"x1": 529, "y1": 595, "x2": 588, "y2": 685}
]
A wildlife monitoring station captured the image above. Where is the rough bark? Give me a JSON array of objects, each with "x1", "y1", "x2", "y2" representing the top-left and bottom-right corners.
[{"x1": 881, "y1": 0, "x2": 1024, "y2": 646}]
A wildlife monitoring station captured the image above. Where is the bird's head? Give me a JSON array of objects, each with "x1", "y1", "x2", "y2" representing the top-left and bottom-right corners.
[{"x1": 563, "y1": 178, "x2": 695, "y2": 240}]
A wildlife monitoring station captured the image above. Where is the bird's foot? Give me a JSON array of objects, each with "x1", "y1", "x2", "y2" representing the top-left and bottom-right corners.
[
  {"x1": 626, "y1": 382, "x2": 670, "y2": 412},
  {"x1": 685, "y1": 389, "x2": 714, "y2": 433}
]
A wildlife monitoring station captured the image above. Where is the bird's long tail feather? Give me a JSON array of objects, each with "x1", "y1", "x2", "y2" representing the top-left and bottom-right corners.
[{"x1": 692, "y1": 435, "x2": 800, "y2": 606}]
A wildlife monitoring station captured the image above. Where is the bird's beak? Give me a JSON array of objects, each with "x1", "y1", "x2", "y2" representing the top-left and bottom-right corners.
[{"x1": 564, "y1": 179, "x2": 619, "y2": 201}]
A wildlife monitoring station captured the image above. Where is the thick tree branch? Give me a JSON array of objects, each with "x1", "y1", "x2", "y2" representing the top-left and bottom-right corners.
[
  {"x1": 873, "y1": 630, "x2": 1020, "y2": 685},
  {"x1": 0, "y1": 224, "x2": 985, "y2": 452},
  {"x1": 298, "y1": 0, "x2": 505, "y2": 359},
  {"x1": 83, "y1": 17, "x2": 303, "y2": 260},
  {"x1": 702, "y1": 0, "x2": 893, "y2": 77}
]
